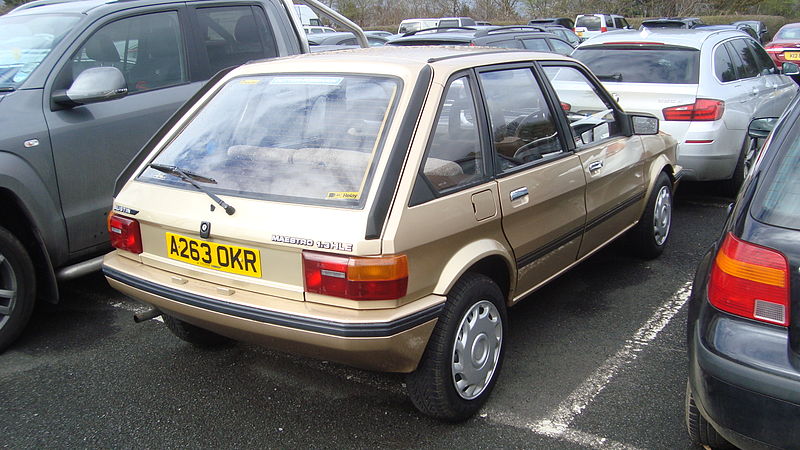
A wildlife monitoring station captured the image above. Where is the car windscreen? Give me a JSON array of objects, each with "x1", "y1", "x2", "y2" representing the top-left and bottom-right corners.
[
  {"x1": 0, "y1": 13, "x2": 81, "y2": 90},
  {"x1": 751, "y1": 121, "x2": 800, "y2": 231},
  {"x1": 139, "y1": 74, "x2": 401, "y2": 208},
  {"x1": 575, "y1": 16, "x2": 601, "y2": 30},
  {"x1": 572, "y1": 46, "x2": 700, "y2": 84}
]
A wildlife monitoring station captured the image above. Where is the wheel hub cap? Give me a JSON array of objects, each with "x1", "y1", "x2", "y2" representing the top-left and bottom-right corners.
[
  {"x1": 452, "y1": 300, "x2": 502, "y2": 400},
  {"x1": 0, "y1": 253, "x2": 18, "y2": 327},
  {"x1": 653, "y1": 185, "x2": 671, "y2": 246}
]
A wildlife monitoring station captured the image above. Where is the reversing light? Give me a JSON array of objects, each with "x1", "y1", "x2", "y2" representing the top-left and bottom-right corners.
[
  {"x1": 662, "y1": 99, "x2": 724, "y2": 121},
  {"x1": 303, "y1": 251, "x2": 408, "y2": 300},
  {"x1": 108, "y1": 212, "x2": 143, "y2": 254},
  {"x1": 708, "y1": 233, "x2": 790, "y2": 326}
]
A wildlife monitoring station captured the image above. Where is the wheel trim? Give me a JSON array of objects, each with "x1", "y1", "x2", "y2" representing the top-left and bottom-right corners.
[
  {"x1": 0, "y1": 253, "x2": 17, "y2": 322},
  {"x1": 451, "y1": 300, "x2": 502, "y2": 400},
  {"x1": 653, "y1": 185, "x2": 671, "y2": 246}
]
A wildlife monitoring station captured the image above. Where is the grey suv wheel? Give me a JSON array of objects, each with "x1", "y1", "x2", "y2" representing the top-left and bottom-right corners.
[{"x1": 0, "y1": 226, "x2": 36, "y2": 353}]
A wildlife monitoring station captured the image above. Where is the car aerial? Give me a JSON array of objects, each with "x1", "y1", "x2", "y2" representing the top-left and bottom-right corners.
[
  {"x1": 307, "y1": 31, "x2": 389, "y2": 47},
  {"x1": 686, "y1": 93, "x2": 800, "y2": 449},
  {"x1": 527, "y1": 17, "x2": 575, "y2": 30},
  {"x1": 572, "y1": 28, "x2": 798, "y2": 195},
  {"x1": 102, "y1": 45, "x2": 680, "y2": 421},
  {"x1": 640, "y1": 17, "x2": 704, "y2": 29},
  {"x1": 397, "y1": 18, "x2": 439, "y2": 34},
  {"x1": 764, "y1": 22, "x2": 800, "y2": 68},
  {"x1": 0, "y1": 0, "x2": 347, "y2": 352},
  {"x1": 388, "y1": 26, "x2": 576, "y2": 55},
  {"x1": 574, "y1": 14, "x2": 631, "y2": 40},
  {"x1": 732, "y1": 20, "x2": 769, "y2": 44}
]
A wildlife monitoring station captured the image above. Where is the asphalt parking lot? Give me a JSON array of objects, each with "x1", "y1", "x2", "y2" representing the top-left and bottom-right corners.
[{"x1": 2, "y1": 182, "x2": 729, "y2": 449}]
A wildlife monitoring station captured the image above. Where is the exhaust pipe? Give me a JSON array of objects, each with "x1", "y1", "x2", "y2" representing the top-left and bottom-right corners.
[{"x1": 134, "y1": 307, "x2": 163, "y2": 323}]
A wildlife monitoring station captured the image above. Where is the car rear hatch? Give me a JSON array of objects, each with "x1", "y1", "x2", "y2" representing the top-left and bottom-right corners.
[
  {"x1": 112, "y1": 72, "x2": 404, "y2": 304},
  {"x1": 572, "y1": 44, "x2": 700, "y2": 139}
]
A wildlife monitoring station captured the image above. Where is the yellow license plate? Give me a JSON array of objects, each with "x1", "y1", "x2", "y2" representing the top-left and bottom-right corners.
[
  {"x1": 785, "y1": 51, "x2": 800, "y2": 61},
  {"x1": 166, "y1": 232, "x2": 262, "y2": 278}
]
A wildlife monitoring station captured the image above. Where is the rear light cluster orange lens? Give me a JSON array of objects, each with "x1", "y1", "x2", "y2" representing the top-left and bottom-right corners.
[
  {"x1": 108, "y1": 212, "x2": 143, "y2": 254},
  {"x1": 708, "y1": 233, "x2": 790, "y2": 326},
  {"x1": 302, "y1": 251, "x2": 408, "y2": 300},
  {"x1": 662, "y1": 99, "x2": 725, "y2": 122}
]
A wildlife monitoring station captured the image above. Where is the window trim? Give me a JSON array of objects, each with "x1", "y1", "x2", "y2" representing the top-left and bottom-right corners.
[
  {"x1": 712, "y1": 40, "x2": 738, "y2": 84},
  {"x1": 724, "y1": 38, "x2": 759, "y2": 81}
]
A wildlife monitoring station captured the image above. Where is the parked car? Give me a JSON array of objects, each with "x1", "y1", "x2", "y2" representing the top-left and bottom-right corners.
[
  {"x1": 307, "y1": 31, "x2": 389, "y2": 47},
  {"x1": 0, "y1": 0, "x2": 365, "y2": 352},
  {"x1": 540, "y1": 25, "x2": 582, "y2": 47},
  {"x1": 397, "y1": 18, "x2": 439, "y2": 34},
  {"x1": 528, "y1": 17, "x2": 574, "y2": 29},
  {"x1": 572, "y1": 29, "x2": 798, "y2": 194},
  {"x1": 574, "y1": 14, "x2": 631, "y2": 40},
  {"x1": 103, "y1": 45, "x2": 679, "y2": 421},
  {"x1": 475, "y1": 21, "x2": 492, "y2": 26},
  {"x1": 686, "y1": 92, "x2": 800, "y2": 449},
  {"x1": 765, "y1": 22, "x2": 800, "y2": 68},
  {"x1": 304, "y1": 25, "x2": 337, "y2": 34},
  {"x1": 732, "y1": 20, "x2": 769, "y2": 43},
  {"x1": 438, "y1": 17, "x2": 476, "y2": 28},
  {"x1": 640, "y1": 17, "x2": 704, "y2": 29},
  {"x1": 698, "y1": 23, "x2": 759, "y2": 40},
  {"x1": 388, "y1": 26, "x2": 576, "y2": 55},
  {"x1": 365, "y1": 30, "x2": 393, "y2": 38}
]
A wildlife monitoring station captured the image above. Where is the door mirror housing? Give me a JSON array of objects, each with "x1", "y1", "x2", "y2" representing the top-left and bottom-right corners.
[
  {"x1": 53, "y1": 67, "x2": 128, "y2": 108},
  {"x1": 630, "y1": 114, "x2": 659, "y2": 135},
  {"x1": 781, "y1": 62, "x2": 800, "y2": 76},
  {"x1": 748, "y1": 117, "x2": 778, "y2": 140}
]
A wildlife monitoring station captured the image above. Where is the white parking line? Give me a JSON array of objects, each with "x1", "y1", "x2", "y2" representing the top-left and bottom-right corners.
[{"x1": 487, "y1": 281, "x2": 693, "y2": 448}]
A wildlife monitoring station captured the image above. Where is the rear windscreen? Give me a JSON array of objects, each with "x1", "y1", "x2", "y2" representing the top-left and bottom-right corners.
[
  {"x1": 642, "y1": 21, "x2": 685, "y2": 29},
  {"x1": 751, "y1": 121, "x2": 800, "y2": 231},
  {"x1": 575, "y1": 16, "x2": 601, "y2": 31},
  {"x1": 572, "y1": 47, "x2": 700, "y2": 84}
]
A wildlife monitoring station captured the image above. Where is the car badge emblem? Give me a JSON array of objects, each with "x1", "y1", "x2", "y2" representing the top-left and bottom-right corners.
[{"x1": 200, "y1": 221, "x2": 211, "y2": 239}]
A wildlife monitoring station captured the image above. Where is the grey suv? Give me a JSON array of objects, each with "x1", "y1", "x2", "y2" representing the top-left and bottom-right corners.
[{"x1": 0, "y1": 0, "x2": 312, "y2": 351}]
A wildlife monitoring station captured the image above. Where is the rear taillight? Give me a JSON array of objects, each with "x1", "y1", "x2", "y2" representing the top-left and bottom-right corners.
[
  {"x1": 708, "y1": 233, "x2": 790, "y2": 326},
  {"x1": 302, "y1": 251, "x2": 408, "y2": 300},
  {"x1": 662, "y1": 99, "x2": 724, "y2": 121},
  {"x1": 108, "y1": 212, "x2": 143, "y2": 254},
  {"x1": 601, "y1": 26, "x2": 608, "y2": 32},
  {"x1": 560, "y1": 102, "x2": 571, "y2": 111}
]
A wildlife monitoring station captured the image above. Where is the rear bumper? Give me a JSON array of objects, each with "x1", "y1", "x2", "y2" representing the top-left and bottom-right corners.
[
  {"x1": 689, "y1": 305, "x2": 800, "y2": 448},
  {"x1": 103, "y1": 252, "x2": 442, "y2": 373},
  {"x1": 672, "y1": 121, "x2": 740, "y2": 182}
]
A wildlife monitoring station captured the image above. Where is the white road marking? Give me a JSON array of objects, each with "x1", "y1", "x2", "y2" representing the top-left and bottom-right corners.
[{"x1": 486, "y1": 281, "x2": 693, "y2": 448}]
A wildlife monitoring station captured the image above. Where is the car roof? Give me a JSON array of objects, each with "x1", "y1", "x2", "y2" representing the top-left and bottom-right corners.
[
  {"x1": 235, "y1": 46, "x2": 572, "y2": 78},
  {"x1": 8, "y1": 0, "x2": 195, "y2": 15},
  {"x1": 389, "y1": 26, "x2": 558, "y2": 44},
  {"x1": 579, "y1": 28, "x2": 747, "y2": 49}
]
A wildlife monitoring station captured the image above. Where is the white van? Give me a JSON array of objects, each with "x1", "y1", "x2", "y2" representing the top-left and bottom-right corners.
[
  {"x1": 294, "y1": 4, "x2": 321, "y2": 26},
  {"x1": 398, "y1": 18, "x2": 439, "y2": 34},
  {"x1": 574, "y1": 14, "x2": 630, "y2": 40}
]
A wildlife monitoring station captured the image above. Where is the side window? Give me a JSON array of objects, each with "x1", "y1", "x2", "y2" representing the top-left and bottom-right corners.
[
  {"x1": 521, "y1": 38, "x2": 550, "y2": 52},
  {"x1": 746, "y1": 39, "x2": 776, "y2": 74},
  {"x1": 421, "y1": 76, "x2": 485, "y2": 192},
  {"x1": 714, "y1": 44, "x2": 736, "y2": 82},
  {"x1": 492, "y1": 39, "x2": 523, "y2": 49},
  {"x1": 618, "y1": 18, "x2": 630, "y2": 29},
  {"x1": 543, "y1": 65, "x2": 622, "y2": 147},
  {"x1": 479, "y1": 68, "x2": 564, "y2": 172},
  {"x1": 550, "y1": 39, "x2": 575, "y2": 56},
  {"x1": 67, "y1": 12, "x2": 186, "y2": 93},
  {"x1": 196, "y1": 6, "x2": 277, "y2": 76},
  {"x1": 728, "y1": 39, "x2": 759, "y2": 79}
]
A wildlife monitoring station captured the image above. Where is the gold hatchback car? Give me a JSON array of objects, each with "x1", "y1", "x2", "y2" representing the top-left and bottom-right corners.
[{"x1": 104, "y1": 46, "x2": 679, "y2": 421}]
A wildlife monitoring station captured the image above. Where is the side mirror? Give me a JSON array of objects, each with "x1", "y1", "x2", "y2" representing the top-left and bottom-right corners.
[
  {"x1": 781, "y1": 62, "x2": 800, "y2": 76},
  {"x1": 748, "y1": 117, "x2": 778, "y2": 139},
  {"x1": 631, "y1": 114, "x2": 659, "y2": 135},
  {"x1": 53, "y1": 66, "x2": 127, "y2": 107}
]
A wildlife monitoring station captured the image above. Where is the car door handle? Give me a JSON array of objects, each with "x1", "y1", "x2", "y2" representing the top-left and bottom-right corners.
[
  {"x1": 510, "y1": 187, "x2": 528, "y2": 202},
  {"x1": 588, "y1": 160, "x2": 603, "y2": 172}
]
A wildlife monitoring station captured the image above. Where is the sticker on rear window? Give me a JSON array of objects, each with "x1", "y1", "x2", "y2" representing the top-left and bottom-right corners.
[
  {"x1": 269, "y1": 76, "x2": 343, "y2": 86},
  {"x1": 326, "y1": 192, "x2": 360, "y2": 200},
  {"x1": 239, "y1": 79, "x2": 261, "y2": 85}
]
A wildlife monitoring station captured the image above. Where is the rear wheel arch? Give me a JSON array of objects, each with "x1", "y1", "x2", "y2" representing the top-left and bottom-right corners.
[
  {"x1": 432, "y1": 240, "x2": 515, "y2": 304},
  {"x1": 0, "y1": 189, "x2": 59, "y2": 303}
]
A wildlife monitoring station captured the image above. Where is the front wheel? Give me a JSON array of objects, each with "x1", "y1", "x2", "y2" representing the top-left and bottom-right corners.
[
  {"x1": 628, "y1": 172, "x2": 672, "y2": 259},
  {"x1": 0, "y1": 226, "x2": 36, "y2": 353},
  {"x1": 406, "y1": 273, "x2": 507, "y2": 421}
]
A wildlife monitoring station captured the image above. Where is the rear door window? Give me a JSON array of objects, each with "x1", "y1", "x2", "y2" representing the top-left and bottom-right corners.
[
  {"x1": 726, "y1": 39, "x2": 759, "y2": 79},
  {"x1": 751, "y1": 122, "x2": 800, "y2": 230},
  {"x1": 572, "y1": 46, "x2": 700, "y2": 84},
  {"x1": 195, "y1": 6, "x2": 277, "y2": 77},
  {"x1": 746, "y1": 39, "x2": 776, "y2": 74},
  {"x1": 521, "y1": 38, "x2": 550, "y2": 52},
  {"x1": 714, "y1": 44, "x2": 737, "y2": 82},
  {"x1": 549, "y1": 39, "x2": 575, "y2": 56},
  {"x1": 576, "y1": 16, "x2": 601, "y2": 31}
]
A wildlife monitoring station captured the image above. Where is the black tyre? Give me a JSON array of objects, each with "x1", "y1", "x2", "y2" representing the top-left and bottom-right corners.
[
  {"x1": 406, "y1": 273, "x2": 507, "y2": 422},
  {"x1": 628, "y1": 172, "x2": 672, "y2": 259},
  {"x1": 721, "y1": 137, "x2": 750, "y2": 198},
  {"x1": 163, "y1": 314, "x2": 232, "y2": 348},
  {"x1": 0, "y1": 225, "x2": 36, "y2": 353},
  {"x1": 685, "y1": 380, "x2": 732, "y2": 448}
]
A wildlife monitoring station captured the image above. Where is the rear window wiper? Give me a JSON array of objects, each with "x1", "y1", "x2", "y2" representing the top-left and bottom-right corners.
[
  {"x1": 148, "y1": 163, "x2": 235, "y2": 215},
  {"x1": 596, "y1": 73, "x2": 623, "y2": 82}
]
